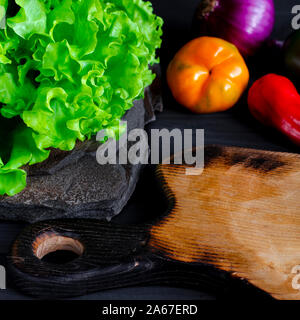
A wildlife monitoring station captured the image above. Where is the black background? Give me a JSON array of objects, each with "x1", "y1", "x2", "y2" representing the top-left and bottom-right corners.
[{"x1": 0, "y1": 0, "x2": 300, "y2": 300}]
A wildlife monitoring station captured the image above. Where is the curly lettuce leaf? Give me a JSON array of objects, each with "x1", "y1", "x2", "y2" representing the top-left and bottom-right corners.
[{"x1": 0, "y1": 0, "x2": 163, "y2": 196}]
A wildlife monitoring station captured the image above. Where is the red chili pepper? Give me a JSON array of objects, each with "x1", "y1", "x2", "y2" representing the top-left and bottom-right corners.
[{"x1": 248, "y1": 74, "x2": 300, "y2": 146}]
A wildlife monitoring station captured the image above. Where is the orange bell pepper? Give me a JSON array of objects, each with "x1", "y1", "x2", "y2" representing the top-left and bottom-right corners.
[{"x1": 167, "y1": 37, "x2": 250, "y2": 114}]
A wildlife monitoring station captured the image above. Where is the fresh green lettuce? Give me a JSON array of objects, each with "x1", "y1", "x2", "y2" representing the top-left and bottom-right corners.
[{"x1": 0, "y1": 0, "x2": 163, "y2": 196}]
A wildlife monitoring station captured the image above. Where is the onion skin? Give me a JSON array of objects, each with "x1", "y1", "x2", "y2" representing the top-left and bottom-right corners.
[{"x1": 193, "y1": 0, "x2": 275, "y2": 57}]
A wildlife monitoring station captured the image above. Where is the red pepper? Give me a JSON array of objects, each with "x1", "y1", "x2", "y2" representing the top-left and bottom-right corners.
[{"x1": 248, "y1": 74, "x2": 300, "y2": 146}]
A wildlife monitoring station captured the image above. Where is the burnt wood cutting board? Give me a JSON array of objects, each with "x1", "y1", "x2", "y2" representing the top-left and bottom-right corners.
[{"x1": 7, "y1": 146, "x2": 300, "y2": 300}]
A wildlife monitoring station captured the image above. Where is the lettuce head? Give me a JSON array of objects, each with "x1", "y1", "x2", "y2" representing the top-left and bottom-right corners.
[{"x1": 0, "y1": 0, "x2": 163, "y2": 196}]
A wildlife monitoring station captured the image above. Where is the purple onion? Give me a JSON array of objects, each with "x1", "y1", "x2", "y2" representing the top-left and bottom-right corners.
[{"x1": 194, "y1": 0, "x2": 275, "y2": 56}]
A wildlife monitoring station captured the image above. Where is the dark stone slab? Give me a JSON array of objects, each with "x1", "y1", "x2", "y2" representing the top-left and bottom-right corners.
[{"x1": 0, "y1": 66, "x2": 162, "y2": 223}]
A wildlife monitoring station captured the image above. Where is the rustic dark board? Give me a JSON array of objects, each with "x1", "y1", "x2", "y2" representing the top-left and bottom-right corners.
[{"x1": 0, "y1": 0, "x2": 299, "y2": 300}]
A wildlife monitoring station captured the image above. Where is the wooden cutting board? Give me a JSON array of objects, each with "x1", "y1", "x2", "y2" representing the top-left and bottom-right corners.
[{"x1": 8, "y1": 146, "x2": 300, "y2": 299}]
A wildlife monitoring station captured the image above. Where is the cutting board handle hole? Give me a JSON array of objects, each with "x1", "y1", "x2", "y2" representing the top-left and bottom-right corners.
[{"x1": 33, "y1": 233, "x2": 84, "y2": 264}]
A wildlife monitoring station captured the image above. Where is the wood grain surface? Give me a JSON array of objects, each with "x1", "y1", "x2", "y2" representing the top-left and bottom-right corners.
[
  {"x1": 150, "y1": 146, "x2": 300, "y2": 300},
  {"x1": 8, "y1": 146, "x2": 300, "y2": 300}
]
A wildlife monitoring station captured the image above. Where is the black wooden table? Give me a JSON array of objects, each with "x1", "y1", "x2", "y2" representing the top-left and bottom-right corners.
[{"x1": 0, "y1": 0, "x2": 299, "y2": 300}]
